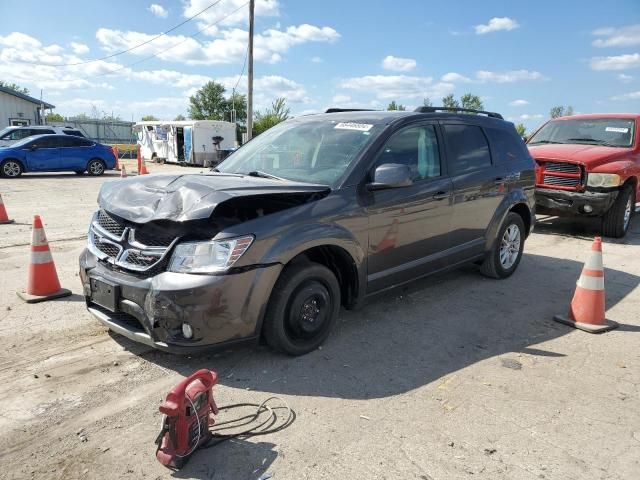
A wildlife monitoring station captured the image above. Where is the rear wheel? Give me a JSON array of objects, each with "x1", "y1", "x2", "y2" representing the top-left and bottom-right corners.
[
  {"x1": 87, "y1": 159, "x2": 105, "y2": 176},
  {"x1": 1, "y1": 159, "x2": 23, "y2": 178},
  {"x1": 263, "y1": 262, "x2": 340, "y2": 356},
  {"x1": 602, "y1": 185, "x2": 634, "y2": 238},
  {"x1": 480, "y1": 212, "x2": 525, "y2": 279}
]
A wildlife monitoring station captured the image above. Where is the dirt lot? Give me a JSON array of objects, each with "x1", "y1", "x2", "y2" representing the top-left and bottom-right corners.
[{"x1": 1, "y1": 161, "x2": 639, "y2": 480}]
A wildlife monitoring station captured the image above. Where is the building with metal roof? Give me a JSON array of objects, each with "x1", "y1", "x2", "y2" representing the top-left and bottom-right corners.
[{"x1": 0, "y1": 85, "x2": 55, "y2": 129}]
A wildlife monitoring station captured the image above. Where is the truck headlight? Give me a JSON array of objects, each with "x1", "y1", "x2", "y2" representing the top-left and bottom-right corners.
[
  {"x1": 168, "y1": 236, "x2": 254, "y2": 274},
  {"x1": 587, "y1": 173, "x2": 621, "y2": 188}
]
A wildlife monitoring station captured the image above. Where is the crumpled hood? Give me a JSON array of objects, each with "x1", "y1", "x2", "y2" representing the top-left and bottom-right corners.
[
  {"x1": 98, "y1": 173, "x2": 330, "y2": 223},
  {"x1": 527, "y1": 143, "x2": 628, "y2": 166}
]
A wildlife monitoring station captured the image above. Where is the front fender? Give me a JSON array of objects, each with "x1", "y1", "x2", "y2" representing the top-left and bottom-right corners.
[
  {"x1": 590, "y1": 160, "x2": 639, "y2": 180},
  {"x1": 484, "y1": 189, "x2": 534, "y2": 252}
]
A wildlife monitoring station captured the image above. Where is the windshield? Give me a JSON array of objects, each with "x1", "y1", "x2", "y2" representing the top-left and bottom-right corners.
[
  {"x1": 0, "y1": 127, "x2": 16, "y2": 139},
  {"x1": 529, "y1": 118, "x2": 635, "y2": 148},
  {"x1": 217, "y1": 119, "x2": 383, "y2": 185}
]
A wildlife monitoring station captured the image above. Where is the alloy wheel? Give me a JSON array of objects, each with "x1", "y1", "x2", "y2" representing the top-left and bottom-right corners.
[{"x1": 499, "y1": 224, "x2": 521, "y2": 269}]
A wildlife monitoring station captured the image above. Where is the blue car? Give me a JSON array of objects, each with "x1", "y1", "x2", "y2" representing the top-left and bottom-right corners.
[{"x1": 0, "y1": 134, "x2": 117, "y2": 178}]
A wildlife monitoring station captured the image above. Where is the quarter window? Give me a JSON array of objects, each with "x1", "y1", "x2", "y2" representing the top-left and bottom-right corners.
[
  {"x1": 31, "y1": 136, "x2": 61, "y2": 148},
  {"x1": 375, "y1": 125, "x2": 441, "y2": 181},
  {"x1": 443, "y1": 124, "x2": 492, "y2": 174},
  {"x1": 485, "y1": 127, "x2": 528, "y2": 164}
]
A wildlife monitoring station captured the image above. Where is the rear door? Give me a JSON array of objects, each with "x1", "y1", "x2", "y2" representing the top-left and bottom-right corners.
[
  {"x1": 366, "y1": 123, "x2": 454, "y2": 292},
  {"x1": 24, "y1": 136, "x2": 62, "y2": 171},
  {"x1": 59, "y1": 136, "x2": 92, "y2": 170},
  {"x1": 442, "y1": 123, "x2": 506, "y2": 257}
]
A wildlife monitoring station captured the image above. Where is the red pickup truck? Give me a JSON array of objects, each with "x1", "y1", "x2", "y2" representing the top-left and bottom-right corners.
[{"x1": 527, "y1": 113, "x2": 639, "y2": 237}]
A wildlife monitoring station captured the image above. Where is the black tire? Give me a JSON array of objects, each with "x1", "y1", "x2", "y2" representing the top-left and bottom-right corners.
[
  {"x1": 74, "y1": 170, "x2": 85, "y2": 175},
  {"x1": 86, "y1": 159, "x2": 105, "y2": 176},
  {"x1": 480, "y1": 212, "x2": 526, "y2": 279},
  {"x1": 263, "y1": 262, "x2": 341, "y2": 356},
  {"x1": 1, "y1": 159, "x2": 23, "y2": 178},
  {"x1": 602, "y1": 185, "x2": 634, "y2": 238}
]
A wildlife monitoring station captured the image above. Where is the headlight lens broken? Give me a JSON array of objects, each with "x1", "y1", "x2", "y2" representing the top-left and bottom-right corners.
[{"x1": 168, "y1": 235, "x2": 254, "y2": 274}]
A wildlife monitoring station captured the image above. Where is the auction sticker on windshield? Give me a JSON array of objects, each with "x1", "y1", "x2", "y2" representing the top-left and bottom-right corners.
[
  {"x1": 334, "y1": 122, "x2": 373, "y2": 132},
  {"x1": 605, "y1": 127, "x2": 629, "y2": 133}
]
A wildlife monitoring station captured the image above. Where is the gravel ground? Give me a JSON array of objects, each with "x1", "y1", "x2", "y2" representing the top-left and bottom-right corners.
[{"x1": 0, "y1": 161, "x2": 638, "y2": 480}]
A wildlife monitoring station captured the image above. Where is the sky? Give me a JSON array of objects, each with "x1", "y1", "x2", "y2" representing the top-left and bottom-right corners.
[{"x1": 0, "y1": 0, "x2": 639, "y2": 131}]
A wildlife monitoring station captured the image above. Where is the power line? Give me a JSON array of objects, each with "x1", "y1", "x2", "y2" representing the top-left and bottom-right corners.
[
  {"x1": 23, "y1": 0, "x2": 226, "y2": 67},
  {"x1": 81, "y1": 2, "x2": 249, "y2": 80}
]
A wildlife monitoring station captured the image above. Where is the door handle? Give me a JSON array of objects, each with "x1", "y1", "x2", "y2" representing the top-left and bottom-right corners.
[{"x1": 432, "y1": 191, "x2": 449, "y2": 200}]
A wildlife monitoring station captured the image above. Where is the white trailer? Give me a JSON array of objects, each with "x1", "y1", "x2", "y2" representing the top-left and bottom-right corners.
[{"x1": 156, "y1": 120, "x2": 237, "y2": 166}]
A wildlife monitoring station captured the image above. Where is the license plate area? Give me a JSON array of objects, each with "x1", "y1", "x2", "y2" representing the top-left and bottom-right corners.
[{"x1": 90, "y1": 278, "x2": 119, "y2": 311}]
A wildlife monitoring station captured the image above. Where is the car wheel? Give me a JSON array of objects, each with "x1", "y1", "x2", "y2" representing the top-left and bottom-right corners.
[
  {"x1": 480, "y1": 212, "x2": 525, "y2": 279},
  {"x1": 87, "y1": 159, "x2": 105, "y2": 176},
  {"x1": 1, "y1": 159, "x2": 23, "y2": 178},
  {"x1": 602, "y1": 185, "x2": 634, "y2": 238},
  {"x1": 263, "y1": 261, "x2": 341, "y2": 356}
]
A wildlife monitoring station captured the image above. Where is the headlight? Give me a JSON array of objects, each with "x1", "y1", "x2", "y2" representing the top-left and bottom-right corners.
[
  {"x1": 587, "y1": 173, "x2": 621, "y2": 188},
  {"x1": 168, "y1": 235, "x2": 254, "y2": 273}
]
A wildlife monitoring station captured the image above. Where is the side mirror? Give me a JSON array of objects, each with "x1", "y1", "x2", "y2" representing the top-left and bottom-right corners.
[{"x1": 367, "y1": 163, "x2": 413, "y2": 191}]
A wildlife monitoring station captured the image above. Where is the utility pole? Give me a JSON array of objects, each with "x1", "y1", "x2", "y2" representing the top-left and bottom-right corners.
[{"x1": 246, "y1": 0, "x2": 255, "y2": 141}]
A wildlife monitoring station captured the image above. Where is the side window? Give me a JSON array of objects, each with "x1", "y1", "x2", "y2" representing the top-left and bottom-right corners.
[
  {"x1": 375, "y1": 125, "x2": 441, "y2": 181},
  {"x1": 32, "y1": 136, "x2": 61, "y2": 148},
  {"x1": 9, "y1": 129, "x2": 31, "y2": 140},
  {"x1": 60, "y1": 136, "x2": 80, "y2": 147},
  {"x1": 63, "y1": 130, "x2": 84, "y2": 137},
  {"x1": 443, "y1": 124, "x2": 492, "y2": 175},
  {"x1": 485, "y1": 127, "x2": 528, "y2": 164},
  {"x1": 33, "y1": 129, "x2": 55, "y2": 136}
]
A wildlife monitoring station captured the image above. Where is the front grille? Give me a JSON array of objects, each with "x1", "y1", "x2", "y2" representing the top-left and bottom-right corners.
[
  {"x1": 96, "y1": 209, "x2": 126, "y2": 237},
  {"x1": 90, "y1": 304, "x2": 145, "y2": 332},
  {"x1": 89, "y1": 209, "x2": 177, "y2": 276},
  {"x1": 537, "y1": 161, "x2": 583, "y2": 190}
]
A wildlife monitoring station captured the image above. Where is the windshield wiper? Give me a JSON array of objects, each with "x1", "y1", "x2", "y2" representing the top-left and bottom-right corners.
[
  {"x1": 529, "y1": 140, "x2": 562, "y2": 145},
  {"x1": 567, "y1": 138, "x2": 619, "y2": 147},
  {"x1": 245, "y1": 170, "x2": 285, "y2": 181}
]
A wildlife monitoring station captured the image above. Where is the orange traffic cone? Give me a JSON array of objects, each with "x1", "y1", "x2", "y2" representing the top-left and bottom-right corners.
[
  {"x1": 17, "y1": 215, "x2": 72, "y2": 303},
  {"x1": 140, "y1": 158, "x2": 149, "y2": 175},
  {"x1": 113, "y1": 146, "x2": 121, "y2": 171},
  {"x1": 120, "y1": 165, "x2": 127, "y2": 178},
  {"x1": 136, "y1": 144, "x2": 149, "y2": 175},
  {"x1": 0, "y1": 194, "x2": 14, "y2": 224},
  {"x1": 553, "y1": 237, "x2": 618, "y2": 333}
]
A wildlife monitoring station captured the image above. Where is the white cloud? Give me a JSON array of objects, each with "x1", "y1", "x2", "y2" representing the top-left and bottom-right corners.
[
  {"x1": 476, "y1": 69, "x2": 545, "y2": 82},
  {"x1": 216, "y1": 74, "x2": 310, "y2": 109},
  {"x1": 148, "y1": 4, "x2": 168, "y2": 18},
  {"x1": 130, "y1": 69, "x2": 211, "y2": 88},
  {"x1": 331, "y1": 94, "x2": 351, "y2": 103},
  {"x1": 611, "y1": 91, "x2": 640, "y2": 101},
  {"x1": 183, "y1": 0, "x2": 280, "y2": 28},
  {"x1": 311, "y1": 56, "x2": 323, "y2": 63},
  {"x1": 382, "y1": 55, "x2": 417, "y2": 72},
  {"x1": 618, "y1": 73, "x2": 633, "y2": 83},
  {"x1": 70, "y1": 42, "x2": 89, "y2": 55},
  {"x1": 95, "y1": 23, "x2": 339, "y2": 66},
  {"x1": 338, "y1": 75, "x2": 454, "y2": 100},
  {"x1": 441, "y1": 72, "x2": 472, "y2": 83},
  {"x1": 590, "y1": 53, "x2": 640, "y2": 71},
  {"x1": 509, "y1": 99, "x2": 529, "y2": 106},
  {"x1": 592, "y1": 24, "x2": 640, "y2": 48},
  {"x1": 518, "y1": 114, "x2": 543, "y2": 120},
  {"x1": 475, "y1": 17, "x2": 519, "y2": 35}
]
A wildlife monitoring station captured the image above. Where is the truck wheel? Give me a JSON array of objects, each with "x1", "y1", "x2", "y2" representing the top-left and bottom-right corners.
[
  {"x1": 480, "y1": 212, "x2": 525, "y2": 279},
  {"x1": 263, "y1": 262, "x2": 340, "y2": 356},
  {"x1": 602, "y1": 185, "x2": 634, "y2": 238}
]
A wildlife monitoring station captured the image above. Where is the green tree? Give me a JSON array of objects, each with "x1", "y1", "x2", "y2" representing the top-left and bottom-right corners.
[
  {"x1": 253, "y1": 97, "x2": 290, "y2": 135},
  {"x1": 550, "y1": 105, "x2": 574, "y2": 119},
  {"x1": 141, "y1": 115, "x2": 158, "y2": 121},
  {"x1": 442, "y1": 94, "x2": 460, "y2": 109},
  {"x1": 224, "y1": 92, "x2": 247, "y2": 123},
  {"x1": 460, "y1": 93, "x2": 484, "y2": 111},
  {"x1": 515, "y1": 123, "x2": 527, "y2": 137},
  {"x1": 387, "y1": 100, "x2": 406, "y2": 111},
  {"x1": 0, "y1": 80, "x2": 29, "y2": 95},
  {"x1": 45, "y1": 112, "x2": 65, "y2": 123},
  {"x1": 423, "y1": 97, "x2": 433, "y2": 107},
  {"x1": 174, "y1": 114, "x2": 186, "y2": 121},
  {"x1": 72, "y1": 113, "x2": 91, "y2": 120}
]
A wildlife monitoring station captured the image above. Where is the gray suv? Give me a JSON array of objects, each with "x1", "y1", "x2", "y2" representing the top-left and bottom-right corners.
[{"x1": 80, "y1": 107, "x2": 535, "y2": 356}]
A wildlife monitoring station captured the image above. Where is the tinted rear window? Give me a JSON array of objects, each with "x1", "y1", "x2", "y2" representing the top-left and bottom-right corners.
[
  {"x1": 443, "y1": 124, "x2": 492, "y2": 174},
  {"x1": 63, "y1": 130, "x2": 85, "y2": 137},
  {"x1": 31, "y1": 136, "x2": 61, "y2": 148},
  {"x1": 485, "y1": 127, "x2": 529, "y2": 164}
]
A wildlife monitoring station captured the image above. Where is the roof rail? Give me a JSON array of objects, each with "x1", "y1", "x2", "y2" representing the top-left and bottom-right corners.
[
  {"x1": 325, "y1": 108, "x2": 376, "y2": 113},
  {"x1": 414, "y1": 106, "x2": 504, "y2": 120}
]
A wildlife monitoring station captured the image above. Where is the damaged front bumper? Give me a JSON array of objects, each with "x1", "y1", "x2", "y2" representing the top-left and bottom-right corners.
[
  {"x1": 535, "y1": 187, "x2": 618, "y2": 216},
  {"x1": 79, "y1": 249, "x2": 282, "y2": 353}
]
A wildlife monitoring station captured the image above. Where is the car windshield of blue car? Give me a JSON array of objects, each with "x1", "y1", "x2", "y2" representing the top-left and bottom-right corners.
[
  {"x1": 529, "y1": 118, "x2": 635, "y2": 148},
  {"x1": 216, "y1": 119, "x2": 383, "y2": 186}
]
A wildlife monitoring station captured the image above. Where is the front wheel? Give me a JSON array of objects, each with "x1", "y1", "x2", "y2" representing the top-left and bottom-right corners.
[
  {"x1": 602, "y1": 185, "x2": 634, "y2": 238},
  {"x1": 480, "y1": 212, "x2": 526, "y2": 279},
  {"x1": 263, "y1": 262, "x2": 341, "y2": 356},
  {"x1": 86, "y1": 159, "x2": 105, "y2": 176},
  {"x1": 1, "y1": 159, "x2": 23, "y2": 178}
]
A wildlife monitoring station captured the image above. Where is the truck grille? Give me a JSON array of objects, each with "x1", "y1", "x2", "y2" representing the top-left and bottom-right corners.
[
  {"x1": 88, "y1": 209, "x2": 177, "y2": 275},
  {"x1": 537, "y1": 161, "x2": 583, "y2": 190}
]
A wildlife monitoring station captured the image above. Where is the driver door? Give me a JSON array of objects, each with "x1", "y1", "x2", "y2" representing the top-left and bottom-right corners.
[
  {"x1": 366, "y1": 123, "x2": 454, "y2": 292},
  {"x1": 24, "y1": 136, "x2": 62, "y2": 171}
]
